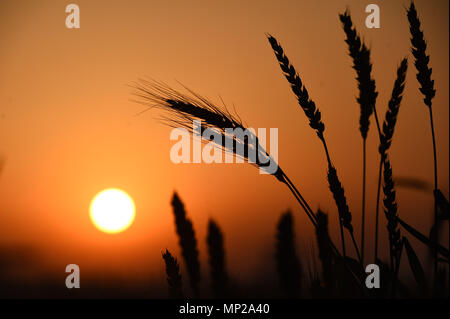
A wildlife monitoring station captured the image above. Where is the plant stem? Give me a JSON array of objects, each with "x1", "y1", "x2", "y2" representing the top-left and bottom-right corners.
[
  {"x1": 280, "y1": 172, "x2": 366, "y2": 292},
  {"x1": 371, "y1": 99, "x2": 383, "y2": 264},
  {"x1": 361, "y1": 138, "x2": 366, "y2": 265},
  {"x1": 339, "y1": 218, "x2": 346, "y2": 257},
  {"x1": 374, "y1": 158, "x2": 383, "y2": 261},
  {"x1": 350, "y1": 231, "x2": 362, "y2": 263},
  {"x1": 428, "y1": 106, "x2": 438, "y2": 292},
  {"x1": 281, "y1": 175, "x2": 317, "y2": 228},
  {"x1": 282, "y1": 173, "x2": 317, "y2": 224}
]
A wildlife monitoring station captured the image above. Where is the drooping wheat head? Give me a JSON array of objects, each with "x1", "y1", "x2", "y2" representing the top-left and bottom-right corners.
[
  {"x1": 133, "y1": 79, "x2": 283, "y2": 179},
  {"x1": 132, "y1": 79, "x2": 319, "y2": 228}
]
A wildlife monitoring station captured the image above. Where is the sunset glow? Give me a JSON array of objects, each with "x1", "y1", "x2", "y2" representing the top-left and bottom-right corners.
[{"x1": 89, "y1": 189, "x2": 135, "y2": 234}]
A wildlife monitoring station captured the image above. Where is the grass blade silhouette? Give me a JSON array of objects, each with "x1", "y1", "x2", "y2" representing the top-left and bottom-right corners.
[
  {"x1": 206, "y1": 219, "x2": 229, "y2": 298},
  {"x1": 267, "y1": 34, "x2": 360, "y2": 261},
  {"x1": 403, "y1": 237, "x2": 428, "y2": 293},
  {"x1": 397, "y1": 216, "x2": 449, "y2": 259},
  {"x1": 275, "y1": 211, "x2": 302, "y2": 297},
  {"x1": 339, "y1": 10, "x2": 379, "y2": 264},
  {"x1": 171, "y1": 192, "x2": 201, "y2": 297},
  {"x1": 434, "y1": 189, "x2": 449, "y2": 220},
  {"x1": 375, "y1": 59, "x2": 408, "y2": 261},
  {"x1": 162, "y1": 249, "x2": 184, "y2": 299},
  {"x1": 407, "y1": 1, "x2": 439, "y2": 286}
]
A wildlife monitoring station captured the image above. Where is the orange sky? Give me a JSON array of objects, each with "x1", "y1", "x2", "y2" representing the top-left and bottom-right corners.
[{"x1": 0, "y1": 0, "x2": 448, "y2": 291}]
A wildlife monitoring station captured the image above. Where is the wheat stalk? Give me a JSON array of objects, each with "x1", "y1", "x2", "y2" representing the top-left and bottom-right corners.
[
  {"x1": 375, "y1": 58, "x2": 408, "y2": 261},
  {"x1": 407, "y1": 1, "x2": 439, "y2": 286},
  {"x1": 267, "y1": 34, "x2": 360, "y2": 261},
  {"x1": 339, "y1": 10, "x2": 380, "y2": 264}
]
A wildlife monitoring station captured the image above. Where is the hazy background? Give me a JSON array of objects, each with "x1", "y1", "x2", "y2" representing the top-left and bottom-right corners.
[{"x1": 0, "y1": 0, "x2": 448, "y2": 297}]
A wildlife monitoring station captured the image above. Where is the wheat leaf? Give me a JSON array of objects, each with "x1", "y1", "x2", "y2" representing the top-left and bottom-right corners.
[{"x1": 403, "y1": 237, "x2": 428, "y2": 292}]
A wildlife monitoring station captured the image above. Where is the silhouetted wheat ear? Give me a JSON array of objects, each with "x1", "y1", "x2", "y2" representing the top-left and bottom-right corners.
[
  {"x1": 132, "y1": 79, "x2": 284, "y2": 179},
  {"x1": 275, "y1": 211, "x2": 302, "y2": 297},
  {"x1": 327, "y1": 165, "x2": 353, "y2": 232},
  {"x1": 162, "y1": 249, "x2": 184, "y2": 299},
  {"x1": 267, "y1": 35, "x2": 325, "y2": 138},
  {"x1": 379, "y1": 59, "x2": 408, "y2": 156},
  {"x1": 171, "y1": 192, "x2": 201, "y2": 297},
  {"x1": 382, "y1": 157, "x2": 402, "y2": 271},
  {"x1": 375, "y1": 58, "x2": 408, "y2": 262},
  {"x1": 132, "y1": 79, "x2": 322, "y2": 229},
  {"x1": 407, "y1": 3, "x2": 435, "y2": 108},
  {"x1": 206, "y1": 219, "x2": 229, "y2": 298},
  {"x1": 339, "y1": 10, "x2": 378, "y2": 140},
  {"x1": 315, "y1": 209, "x2": 334, "y2": 290},
  {"x1": 327, "y1": 164, "x2": 361, "y2": 261}
]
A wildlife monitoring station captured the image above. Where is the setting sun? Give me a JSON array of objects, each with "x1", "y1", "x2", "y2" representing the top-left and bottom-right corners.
[{"x1": 89, "y1": 188, "x2": 136, "y2": 234}]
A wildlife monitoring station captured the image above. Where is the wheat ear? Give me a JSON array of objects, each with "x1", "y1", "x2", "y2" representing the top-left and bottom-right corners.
[
  {"x1": 162, "y1": 249, "x2": 184, "y2": 298},
  {"x1": 375, "y1": 59, "x2": 408, "y2": 261}
]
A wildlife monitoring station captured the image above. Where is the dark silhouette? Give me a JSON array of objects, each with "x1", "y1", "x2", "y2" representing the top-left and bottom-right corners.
[
  {"x1": 138, "y1": 2, "x2": 449, "y2": 299},
  {"x1": 206, "y1": 219, "x2": 229, "y2": 298},
  {"x1": 275, "y1": 211, "x2": 302, "y2": 297},
  {"x1": 162, "y1": 249, "x2": 184, "y2": 299},
  {"x1": 340, "y1": 11, "x2": 379, "y2": 265},
  {"x1": 170, "y1": 192, "x2": 201, "y2": 297},
  {"x1": 382, "y1": 157, "x2": 402, "y2": 276},
  {"x1": 375, "y1": 58, "x2": 408, "y2": 261},
  {"x1": 315, "y1": 210, "x2": 334, "y2": 293},
  {"x1": 407, "y1": 2, "x2": 441, "y2": 293},
  {"x1": 268, "y1": 34, "x2": 359, "y2": 261}
]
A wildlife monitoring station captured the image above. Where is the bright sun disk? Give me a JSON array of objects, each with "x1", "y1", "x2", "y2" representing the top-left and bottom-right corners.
[{"x1": 90, "y1": 188, "x2": 135, "y2": 234}]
